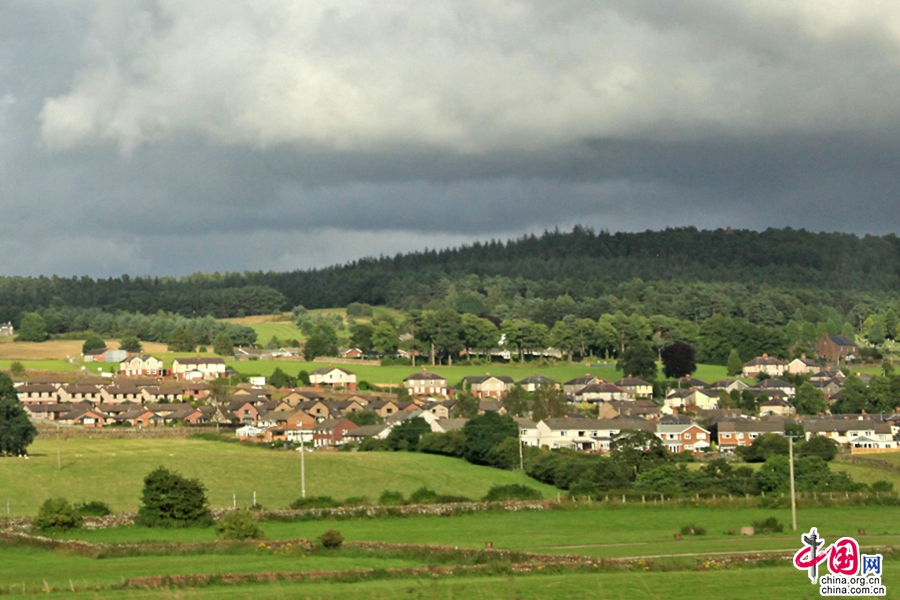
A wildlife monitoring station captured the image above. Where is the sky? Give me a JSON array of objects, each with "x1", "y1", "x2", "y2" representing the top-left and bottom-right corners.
[{"x1": 2, "y1": 1, "x2": 900, "y2": 277}]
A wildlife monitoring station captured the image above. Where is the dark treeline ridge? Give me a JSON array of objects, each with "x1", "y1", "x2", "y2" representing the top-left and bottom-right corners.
[{"x1": 2, "y1": 226, "x2": 900, "y2": 325}]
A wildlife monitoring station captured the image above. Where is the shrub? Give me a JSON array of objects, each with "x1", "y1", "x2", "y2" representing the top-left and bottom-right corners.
[
  {"x1": 215, "y1": 509, "x2": 265, "y2": 540},
  {"x1": 319, "y1": 528, "x2": 344, "y2": 549},
  {"x1": 289, "y1": 496, "x2": 340, "y2": 509},
  {"x1": 408, "y1": 487, "x2": 440, "y2": 504},
  {"x1": 378, "y1": 490, "x2": 404, "y2": 506},
  {"x1": 568, "y1": 481, "x2": 599, "y2": 500},
  {"x1": 136, "y1": 467, "x2": 213, "y2": 528},
  {"x1": 680, "y1": 524, "x2": 707, "y2": 536},
  {"x1": 752, "y1": 517, "x2": 784, "y2": 533},
  {"x1": 483, "y1": 484, "x2": 543, "y2": 502},
  {"x1": 871, "y1": 480, "x2": 894, "y2": 493},
  {"x1": 34, "y1": 498, "x2": 82, "y2": 532},
  {"x1": 343, "y1": 496, "x2": 370, "y2": 507},
  {"x1": 75, "y1": 501, "x2": 111, "y2": 516}
]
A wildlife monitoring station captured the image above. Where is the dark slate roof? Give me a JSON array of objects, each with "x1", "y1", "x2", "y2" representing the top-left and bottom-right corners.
[{"x1": 829, "y1": 335, "x2": 857, "y2": 347}]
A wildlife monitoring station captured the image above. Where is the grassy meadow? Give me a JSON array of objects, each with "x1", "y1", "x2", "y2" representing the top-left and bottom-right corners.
[
  {"x1": 0, "y1": 437, "x2": 559, "y2": 516},
  {"x1": 3, "y1": 569, "x2": 833, "y2": 600}
]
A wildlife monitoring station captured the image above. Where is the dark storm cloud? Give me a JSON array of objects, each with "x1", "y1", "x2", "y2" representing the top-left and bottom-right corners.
[{"x1": 2, "y1": 1, "x2": 900, "y2": 276}]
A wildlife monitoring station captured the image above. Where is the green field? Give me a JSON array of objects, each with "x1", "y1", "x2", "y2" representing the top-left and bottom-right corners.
[
  {"x1": 227, "y1": 360, "x2": 730, "y2": 387},
  {"x1": 12, "y1": 504, "x2": 900, "y2": 598},
  {"x1": 0, "y1": 359, "x2": 76, "y2": 372},
  {"x1": 0, "y1": 438, "x2": 559, "y2": 516},
  {"x1": 0, "y1": 569, "x2": 832, "y2": 600}
]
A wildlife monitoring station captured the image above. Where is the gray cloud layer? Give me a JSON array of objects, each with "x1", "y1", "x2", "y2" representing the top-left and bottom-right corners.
[{"x1": 2, "y1": 1, "x2": 900, "y2": 276}]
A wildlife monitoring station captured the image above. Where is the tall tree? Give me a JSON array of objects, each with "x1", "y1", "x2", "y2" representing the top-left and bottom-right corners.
[
  {"x1": 16, "y1": 313, "x2": 47, "y2": 342},
  {"x1": 167, "y1": 328, "x2": 196, "y2": 352},
  {"x1": 726, "y1": 349, "x2": 743, "y2": 377},
  {"x1": 462, "y1": 412, "x2": 518, "y2": 465},
  {"x1": 550, "y1": 320, "x2": 577, "y2": 363},
  {"x1": 0, "y1": 373, "x2": 37, "y2": 456},
  {"x1": 615, "y1": 341, "x2": 657, "y2": 382},
  {"x1": 82, "y1": 333, "x2": 106, "y2": 354},
  {"x1": 119, "y1": 334, "x2": 143, "y2": 353},
  {"x1": 660, "y1": 341, "x2": 697, "y2": 379},
  {"x1": 793, "y1": 382, "x2": 829, "y2": 415},
  {"x1": 212, "y1": 332, "x2": 233, "y2": 357}
]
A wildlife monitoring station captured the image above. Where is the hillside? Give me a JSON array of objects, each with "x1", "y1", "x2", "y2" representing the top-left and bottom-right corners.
[
  {"x1": 2, "y1": 228, "x2": 899, "y2": 323},
  {"x1": 0, "y1": 437, "x2": 559, "y2": 516}
]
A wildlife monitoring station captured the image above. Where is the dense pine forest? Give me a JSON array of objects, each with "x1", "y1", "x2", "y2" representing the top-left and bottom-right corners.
[{"x1": 1, "y1": 227, "x2": 898, "y2": 326}]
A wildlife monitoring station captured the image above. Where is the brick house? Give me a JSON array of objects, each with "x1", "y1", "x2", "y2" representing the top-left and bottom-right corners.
[
  {"x1": 815, "y1": 335, "x2": 859, "y2": 365},
  {"x1": 312, "y1": 418, "x2": 359, "y2": 447},
  {"x1": 119, "y1": 354, "x2": 164, "y2": 377},
  {"x1": 656, "y1": 423, "x2": 711, "y2": 454}
]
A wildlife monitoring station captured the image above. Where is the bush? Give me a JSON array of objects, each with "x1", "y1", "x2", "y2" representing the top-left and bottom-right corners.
[
  {"x1": 75, "y1": 500, "x2": 111, "y2": 516},
  {"x1": 289, "y1": 496, "x2": 340, "y2": 509},
  {"x1": 568, "y1": 481, "x2": 599, "y2": 500},
  {"x1": 136, "y1": 467, "x2": 213, "y2": 528},
  {"x1": 34, "y1": 498, "x2": 82, "y2": 532},
  {"x1": 319, "y1": 528, "x2": 344, "y2": 549},
  {"x1": 215, "y1": 509, "x2": 265, "y2": 540},
  {"x1": 378, "y1": 490, "x2": 405, "y2": 506},
  {"x1": 482, "y1": 484, "x2": 543, "y2": 502},
  {"x1": 752, "y1": 517, "x2": 784, "y2": 533},
  {"x1": 680, "y1": 524, "x2": 706, "y2": 536},
  {"x1": 343, "y1": 496, "x2": 370, "y2": 507},
  {"x1": 871, "y1": 480, "x2": 894, "y2": 493},
  {"x1": 408, "y1": 487, "x2": 440, "y2": 504}
]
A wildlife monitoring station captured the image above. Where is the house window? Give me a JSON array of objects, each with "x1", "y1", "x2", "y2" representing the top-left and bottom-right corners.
[
  {"x1": 697, "y1": 433, "x2": 706, "y2": 440},
  {"x1": 684, "y1": 433, "x2": 692, "y2": 440},
  {"x1": 560, "y1": 431, "x2": 566, "y2": 436},
  {"x1": 750, "y1": 433, "x2": 758, "y2": 439},
  {"x1": 722, "y1": 433, "x2": 731, "y2": 439}
]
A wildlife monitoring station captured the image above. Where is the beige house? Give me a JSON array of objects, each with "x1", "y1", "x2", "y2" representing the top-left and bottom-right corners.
[
  {"x1": 614, "y1": 377, "x2": 654, "y2": 399},
  {"x1": 742, "y1": 355, "x2": 786, "y2": 378},
  {"x1": 787, "y1": 355, "x2": 819, "y2": 375},
  {"x1": 172, "y1": 357, "x2": 226, "y2": 380},
  {"x1": 119, "y1": 354, "x2": 164, "y2": 377},
  {"x1": 404, "y1": 370, "x2": 448, "y2": 396},
  {"x1": 462, "y1": 374, "x2": 514, "y2": 398},
  {"x1": 309, "y1": 366, "x2": 358, "y2": 390},
  {"x1": 533, "y1": 418, "x2": 655, "y2": 451}
]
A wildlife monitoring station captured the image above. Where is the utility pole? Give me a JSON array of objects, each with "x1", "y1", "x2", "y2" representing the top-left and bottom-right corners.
[
  {"x1": 56, "y1": 424, "x2": 61, "y2": 471},
  {"x1": 300, "y1": 437, "x2": 307, "y2": 498},
  {"x1": 519, "y1": 435, "x2": 524, "y2": 472},
  {"x1": 789, "y1": 436, "x2": 797, "y2": 532}
]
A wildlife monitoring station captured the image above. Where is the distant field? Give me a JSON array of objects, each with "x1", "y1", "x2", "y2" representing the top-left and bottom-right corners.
[
  {"x1": 228, "y1": 360, "x2": 730, "y2": 387},
  {"x1": 0, "y1": 438, "x2": 559, "y2": 516}
]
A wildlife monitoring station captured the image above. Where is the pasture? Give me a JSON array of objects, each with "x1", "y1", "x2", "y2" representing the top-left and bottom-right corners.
[
  {"x1": 6, "y1": 503, "x2": 899, "y2": 598},
  {"x1": 226, "y1": 360, "x2": 731, "y2": 388},
  {"x1": 0, "y1": 437, "x2": 559, "y2": 516}
]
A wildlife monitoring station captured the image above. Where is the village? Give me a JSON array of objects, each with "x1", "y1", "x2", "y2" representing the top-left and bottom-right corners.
[{"x1": 9, "y1": 331, "x2": 899, "y2": 459}]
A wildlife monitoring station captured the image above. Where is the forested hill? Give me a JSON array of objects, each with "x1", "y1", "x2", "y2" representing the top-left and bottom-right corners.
[{"x1": 1, "y1": 227, "x2": 900, "y2": 323}]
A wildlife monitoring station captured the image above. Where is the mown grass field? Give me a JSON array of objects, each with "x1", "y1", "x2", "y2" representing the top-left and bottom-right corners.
[
  {"x1": 0, "y1": 438, "x2": 559, "y2": 516},
  {"x1": 58, "y1": 504, "x2": 900, "y2": 552},
  {"x1": 0, "y1": 569, "x2": 831, "y2": 600},
  {"x1": 14, "y1": 504, "x2": 900, "y2": 598}
]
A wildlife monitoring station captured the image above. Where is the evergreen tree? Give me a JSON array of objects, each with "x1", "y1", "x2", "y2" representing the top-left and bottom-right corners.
[
  {"x1": 213, "y1": 332, "x2": 233, "y2": 356},
  {"x1": 726, "y1": 349, "x2": 743, "y2": 377},
  {"x1": 0, "y1": 373, "x2": 37, "y2": 456},
  {"x1": 167, "y1": 328, "x2": 196, "y2": 352}
]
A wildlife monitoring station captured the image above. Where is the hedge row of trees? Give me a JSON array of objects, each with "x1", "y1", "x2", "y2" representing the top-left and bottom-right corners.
[{"x1": 12, "y1": 308, "x2": 256, "y2": 348}]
